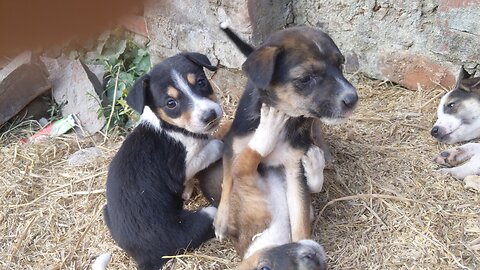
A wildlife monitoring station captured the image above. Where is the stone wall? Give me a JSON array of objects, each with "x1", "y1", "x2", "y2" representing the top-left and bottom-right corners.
[{"x1": 145, "y1": 0, "x2": 480, "y2": 91}]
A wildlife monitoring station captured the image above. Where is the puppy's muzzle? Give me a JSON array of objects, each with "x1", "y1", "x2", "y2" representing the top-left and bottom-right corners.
[{"x1": 341, "y1": 93, "x2": 358, "y2": 110}]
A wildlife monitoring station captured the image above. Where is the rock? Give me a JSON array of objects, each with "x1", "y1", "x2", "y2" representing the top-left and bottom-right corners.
[
  {"x1": 210, "y1": 67, "x2": 247, "y2": 100},
  {"x1": 0, "y1": 52, "x2": 51, "y2": 125},
  {"x1": 144, "y1": 0, "x2": 292, "y2": 68},
  {"x1": 67, "y1": 147, "x2": 103, "y2": 166},
  {"x1": 464, "y1": 175, "x2": 480, "y2": 192},
  {"x1": 41, "y1": 57, "x2": 106, "y2": 135}
]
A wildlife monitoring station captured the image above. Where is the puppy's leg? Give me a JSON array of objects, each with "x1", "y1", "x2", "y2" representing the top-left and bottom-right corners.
[
  {"x1": 285, "y1": 161, "x2": 312, "y2": 241},
  {"x1": 435, "y1": 143, "x2": 480, "y2": 179},
  {"x1": 182, "y1": 179, "x2": 196, "y2": 201},
  {"x1": 214, "y1": 105, "x2": 288, "y2": 240},
  {"x1": 302, "y1": 145, "x2": 326, "y2": 193},
  {"x1": 313, "y1": 119, "x2": 333, "y2": 164},
  {"x1": 434, "y1": 143, "x2": 480, "y2": 167},
  {"x1": 186, "y1": 139, "x2": 224, "y2": 180}
]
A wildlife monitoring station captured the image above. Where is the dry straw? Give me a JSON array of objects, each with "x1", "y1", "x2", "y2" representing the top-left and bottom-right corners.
[{"x1": 1, "y1": 75, "x2": 479, "y2": 269}]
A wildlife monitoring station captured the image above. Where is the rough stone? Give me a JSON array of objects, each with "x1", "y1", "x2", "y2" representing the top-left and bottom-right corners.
[
  {"x1": 292, "y1": 0, "x2": 480, "y2": 89},
  {"x1": 67, "y1": 147, "x2": 103, "y2": 166},
  {"x1": 378, "y1": 52, "x2": 457, "y2": 90},
  {"x1": 210, "y1": 67, "x2": 247, "y2": 100},
  {"x1": 0, "y1": 52, "x2": 51, "y2": 125},
  {"x1": 144, "y1": 0, "x2": 292, "y2": 68},
  {"x1": 41, "y1": 57, "x2": 106, "y2": 135}
]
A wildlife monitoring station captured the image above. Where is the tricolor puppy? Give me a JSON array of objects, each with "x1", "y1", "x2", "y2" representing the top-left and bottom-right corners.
[
  {"x1": 104, "y1": 52, "x2": 223, "y2": 270},
  {"x1": 238, "y1": 240, "x2": 327, "y2": 270},
  {"x1": 214, "y1": 24, "x2": 357, "y2": 261},
  {"x1": 432, "y1": 67, "x2": 480, "y2": 179}
]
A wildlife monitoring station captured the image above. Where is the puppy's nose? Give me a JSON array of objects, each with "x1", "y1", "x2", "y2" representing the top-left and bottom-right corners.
[
  {"x1": 342, "y1": 93, "x2": 358, "y2": 109},
  {"x1": 201, "y1": 109, "x2": 217, "y2": 124},
  {"x1": 431, "y1": 126, "x2": 440, "y2": 138}
]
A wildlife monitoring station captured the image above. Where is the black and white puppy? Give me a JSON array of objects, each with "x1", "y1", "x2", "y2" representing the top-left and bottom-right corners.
[
  {"x1": 432, "y1": 66, "x2": 480, "y2": 179},
  {"x1": 104, "y1": 52, "x2": 223, "y2": 270}
]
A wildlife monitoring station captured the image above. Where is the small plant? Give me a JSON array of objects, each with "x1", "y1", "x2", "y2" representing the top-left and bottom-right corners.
[{"x1": 99, "y1": 37, "x2": 151, "y2": 131}]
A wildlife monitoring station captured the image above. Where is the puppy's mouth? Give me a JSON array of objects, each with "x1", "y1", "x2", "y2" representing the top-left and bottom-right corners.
[
  {"x1": 438, "y1": 125, "x2": 461, "y2": 141},
  {"x1": 205, "y1": 117, "x2": 222, "y2": 131}
]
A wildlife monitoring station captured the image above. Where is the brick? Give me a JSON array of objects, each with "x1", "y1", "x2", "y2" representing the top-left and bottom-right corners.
[{"x1": 378, "y1": 52, "x2": 456, "y2": 90}]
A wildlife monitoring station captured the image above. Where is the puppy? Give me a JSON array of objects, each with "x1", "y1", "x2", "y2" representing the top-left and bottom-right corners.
[
  {"x1": 238, "y1": 240, "x2": 327, "y2": 270},
  {"x1": 432, "y1": 67, "x2": 480, "y2": 179},
  {"x1": 214, "y1": 25, "x2": 358, "y2": 259},
  {"x1": 104, "y1": 52, "x2": 223, "y2": 270}
]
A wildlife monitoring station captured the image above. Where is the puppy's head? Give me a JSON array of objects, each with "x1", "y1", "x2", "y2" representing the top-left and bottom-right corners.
[
  {"x1": 431, "y1": 66, "x2": 480, "y2": 143},
  {"x1": 238, "y1": 240, "x2": 327, "y2": 270},
  {"x1": 243, "y1": 26, "x2": 357, "y2": 124},
  {"x1": 126, "y1": 52, "x2": 223, "y2": 134}
]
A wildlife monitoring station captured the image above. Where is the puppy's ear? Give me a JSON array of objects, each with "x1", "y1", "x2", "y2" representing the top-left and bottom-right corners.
[
  {"x1": 456, "y1": 66, "x2": 472, "y2": 88},
  {"x1": 242, "y1": 46, "x2": 280, "y2": 89},
  {"x1": 460, "y1": 77, "x2": 480, "y2": 93},
  {"x1": 182, "y1": 52, "x2": 218, "y2": 71},
  {"x1": 126, "y1": 74, "x2": 150, "y2": 114}
]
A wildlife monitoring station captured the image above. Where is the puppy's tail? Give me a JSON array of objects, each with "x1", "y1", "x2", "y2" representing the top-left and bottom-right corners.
[{"x1": 220, "y1": 22, "x2": 254, "y2": 57}]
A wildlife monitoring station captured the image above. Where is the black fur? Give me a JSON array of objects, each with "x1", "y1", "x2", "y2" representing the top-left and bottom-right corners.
[{"x1": 105, "y1": 53, "x2": 220, "y2": 270}]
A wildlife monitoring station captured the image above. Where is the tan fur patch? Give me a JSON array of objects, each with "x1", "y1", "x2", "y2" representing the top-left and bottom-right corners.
[
  {"x1": 156, "y1": 108, "x2": 191, "y2": 129},
  {"x1": 167, "y1": 86, "x2": 179, "y2": 99},
  {"x1": 187, "y1": 73, "x2": 196, "y2": 85}
]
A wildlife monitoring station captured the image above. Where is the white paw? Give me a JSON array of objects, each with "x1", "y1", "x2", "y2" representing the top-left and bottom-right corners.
[
  {"x1": 302, "y1": 146, "x2": 325, "y2": 193},
  {"x1": 206, "y1": 139, "x2": 224, "y2": 163},
  {"x1": 201, "y1": 206, "x2": 217, "y2": 220},
  {"x1": 91, "y1": 252, "x2": 111, "y2": 270},
  {"x1": 249, "y1": 104, "x2": 289, "y2": 157}
]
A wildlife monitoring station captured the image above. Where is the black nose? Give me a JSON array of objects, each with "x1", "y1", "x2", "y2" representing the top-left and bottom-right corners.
[
  {"x1": 342, "y1": 93, "x2": 358, "y2": 109},
  {"x1": 202, "y1": 109, "x2": 217, "y2": 124},
  {"x1": 431, "y1": 126, "x2": 440, "y2": 137}
]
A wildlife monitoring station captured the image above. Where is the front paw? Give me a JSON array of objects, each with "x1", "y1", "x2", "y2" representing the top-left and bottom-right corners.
[
  {"x1": 249, "y1": 104, "x2": 289, "y2": 157},
  {"x1": 213, "y1": 206, "x2": 229, "y2": 241},
  {"x1": 302, "y1": 146, "x2": 326, "y2": 193},
  {"x1": 205, "y1": 139, "x2": 224, "y2": 164},
  {"x1": 434, "y1": 147, "x2": 470, "y2": 167}
]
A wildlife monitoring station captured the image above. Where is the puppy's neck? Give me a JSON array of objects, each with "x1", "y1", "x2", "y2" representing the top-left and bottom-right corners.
[{"x1": 140, "y1": 106, "x2": 209, "y2": 140}]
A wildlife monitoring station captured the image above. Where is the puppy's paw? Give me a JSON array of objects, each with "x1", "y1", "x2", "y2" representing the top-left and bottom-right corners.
[
  {"x1": 302, "y1": 146, "x2": 325, "y2": 193},
  {"x1": 182, "y1": 180, "x2": 195, "y2": 201},
  {"x1": 205, "y1": 139, "x2": 224, "y2": 164},
  {"x1": 249, "y1": 104, "x2": 289, "y2": 157},
  {"x1": 213, "y1": 207, "x2": 229, "y2": 241},
  {"x1": 434, "y1": 147, "x2": 470, "y2": 167},
  {"x1": 201, "y1": 206, "x2": 217, "y2": 220}
]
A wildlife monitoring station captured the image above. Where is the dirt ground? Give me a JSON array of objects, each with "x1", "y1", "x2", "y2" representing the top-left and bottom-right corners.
[{"x1": 1, "y1": 76, "x2": 479, "y2": 270}]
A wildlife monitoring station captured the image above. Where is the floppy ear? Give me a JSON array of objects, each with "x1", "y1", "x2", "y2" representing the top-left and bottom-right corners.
[
  {"x1": 242, "y1": 46, "x2": 280, "y2": 89},
  {"x1": 182, "y1": 52, "x2": 218, "y2": 71},
  {"x1": 126, "y1": 74, "x2": 150, "y2": 114},
  {"x1": 456, "y1": 66, "x2": 472, "y2": 88}
]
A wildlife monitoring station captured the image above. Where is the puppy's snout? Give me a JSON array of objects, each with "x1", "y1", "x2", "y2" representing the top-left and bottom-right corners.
[
  {"x1": 431, "y1": 126, "x2": 441, "y2": 138},
  {"x1": 201, "y1": 109, "x2": 218, "y2": 124},
  {"x1": 342, "y1": 93, "x2": 358, "y2": 109}
]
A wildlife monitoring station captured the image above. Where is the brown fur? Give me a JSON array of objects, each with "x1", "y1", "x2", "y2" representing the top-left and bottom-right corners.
[
  {"x1": 157, "y1": 108, "x2": 192, "y2": 128},
  {"x1": 187, "y1": 73, "x2": 196, "y2": 85}
]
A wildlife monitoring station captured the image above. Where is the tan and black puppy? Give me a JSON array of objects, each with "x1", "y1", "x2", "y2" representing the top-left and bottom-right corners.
[
  {"x1": 238, "y1": 240, "x2": 327, "y2": 270},
  {"x1": 213, "y1": 25, "x2": 358, "y2": 259}
]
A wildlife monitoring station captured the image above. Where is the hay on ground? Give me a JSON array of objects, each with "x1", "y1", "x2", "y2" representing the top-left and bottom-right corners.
[{"x1": 0, "y1": 75, "x2": 479, "y2": 270}]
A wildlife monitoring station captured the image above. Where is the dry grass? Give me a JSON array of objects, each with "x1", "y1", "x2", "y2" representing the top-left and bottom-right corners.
[{"x1": 1, "y1": 76, "x2": 479, "y2": 270}]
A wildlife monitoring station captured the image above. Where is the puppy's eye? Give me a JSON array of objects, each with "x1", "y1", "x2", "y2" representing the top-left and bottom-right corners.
[
  {"x1": 197, "y1": 78, "x2": 207, "y2": 88},
  {"x1": 447, "y1": 102, "x2": 455, "y2": 108},
  {"x1": 259, "y1": 267, "x2": 271, "y2": 270},
  {"x1": 298, "y1": 75, "x2": 312, "y2": 84},
  {"x1": 166, "y1": 98, "x2": 177, "y2": 109}
]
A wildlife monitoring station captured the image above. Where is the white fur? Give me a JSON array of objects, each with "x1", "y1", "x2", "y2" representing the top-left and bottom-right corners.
[
  {"x1": 171, "y1": 70, "x2": 223, "y2": 134},
  {"x1": 140, "y1": 106, "x2": 161, "y2": 130},
  {"x1": 91, "y1": 253, "x2": 111, "y2": 270},
  {"x1": 244, "y1": 171, "x2": 291, "y2": 259},
  {"x1": 434, "y1": 91, "x2": 480, "y2": 143},
  {"x1": 201, "y1": 206, "x2": 217, "y2": 219},
  {"x1": 220, "y1": 21, "x2": 229, "y2": 29},
  {"x1": 302, "y1": 146, "x2": 325, "y2": 193},
  {"x1": 166, "y1": 130, "x2": 224, "y2": 180},
  {"x1": 439, "y1": 143, "x2": 480, "y2": 179},
  {"x1": 248, "y1": 105, "x2": 288, "y2": 157}
]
